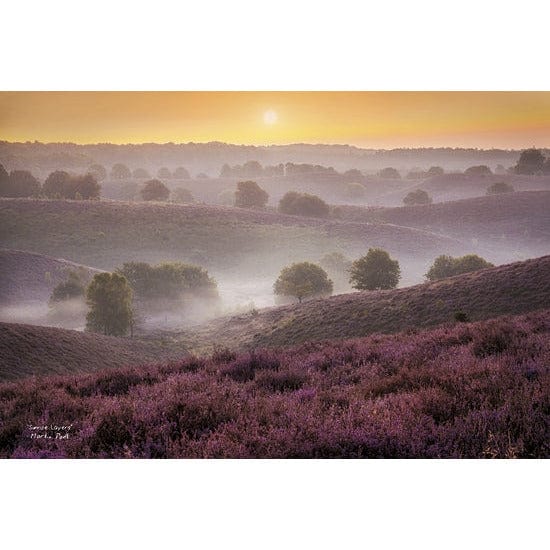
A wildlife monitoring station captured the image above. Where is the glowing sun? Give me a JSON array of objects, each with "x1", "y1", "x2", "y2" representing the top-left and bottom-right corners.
[{"x1": 263, "y1": 109, "x2": 278, "y2": 125}]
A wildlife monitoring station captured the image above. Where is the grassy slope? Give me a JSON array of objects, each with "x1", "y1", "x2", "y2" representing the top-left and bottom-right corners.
[
  {"x1": 175, "y1": 255, "x2": 550, "y2": 353},
  {"x1": 335, "y1": 191, "x2": 550, "y2": 257},
  {"x1": 0, "y1": 198, "x2": 465, "y2": 272},
  {"x1": 0, "y1": 322, "x2": 188, "y2": 381},
  {"x1": 0, "y1": 249, "x2": 101, "y2": 304}
]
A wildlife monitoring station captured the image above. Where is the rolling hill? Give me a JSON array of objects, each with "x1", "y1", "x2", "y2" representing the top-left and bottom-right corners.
[
  {"x1": 0, "y1": 198, "x2": 466, "y2": 275},
  {"x1": 173, "y1": 255, "x2": 550, "y2": 353},
  {"x1": 0, "y1": 322, "x2": 188, "y2": 381}
]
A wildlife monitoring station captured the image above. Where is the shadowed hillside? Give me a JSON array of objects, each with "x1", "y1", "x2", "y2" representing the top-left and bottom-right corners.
[
  {"x1": 1, "y1": 309, "x2": 548, "y2": 458},
  {"x1": 0, "y1": 322, "x2": 187, "y2": 381},
  {"x1": 174, "y1": 255, "x2": 550, "y2": 353}
]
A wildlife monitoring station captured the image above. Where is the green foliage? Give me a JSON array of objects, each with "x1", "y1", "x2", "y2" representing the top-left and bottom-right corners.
[
  {"x1": 86, "y1": 272, "x2": 134, "y2": 336},
  {"x1": 0, "y1": 170, "x2": 41, "y2": 198},
  {"x1": 350, "y1": 248, "x2": 401, "y2": 290},
  {"x1": 111, "y1": 163, "x2": 131, "y2": 179},
  {"x1": 464, "y1": 165, "x2": 492, "y2": 177},
  {"x1": 403, "y1": 189, "x2": 432, "y2": 205},
  {"x1": 234, "y1": 180, "x2": 269, "y2": 208},
  {"x1": 49, "y1": 271, "x2": 85, "y2": 303},
  {"x1": 514, "y1": 148, "x2": 546, "y2": 175},
  {"x1": 486, "y1": 181, "x2": 514, "y2": 195},
  {"x1": 426, "y1": 254, "x2": 494, "y2": 281},
  {"x1": 141, "y1": 179, "x2": 170, "y2": 201},
  {"x1": 274, "y1": 262, "x2": 333, "y2": 303},
  {"x1": 116, "y1": 261, "x2": 217, "y2": 300},
  {"x1": 278, "y1": 191, "x2": 329, "y2": 218},
  {"x1": 378, "y1": 167, "x2": 401, "y2": 179},
  {"x1": 43, "y1": 171, "x2": 100, "y2": 200}
]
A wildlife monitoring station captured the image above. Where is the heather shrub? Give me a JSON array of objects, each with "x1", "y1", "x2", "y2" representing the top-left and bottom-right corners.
[
  {"x1": 454, "y1": 311, "x2": 469, "y2": 323},
  {"x1": 222, "y1": 350, "x2": 280, "y2": 382},
  {"x1": 89, "y1": 411, "x2": 133, "y2": 456},
  {"x1": 255, "y1": 369, "x2": 309, "y2": 392},
  {"x1": 471, "y1": 322, "x2": 522, "y2": 358}
]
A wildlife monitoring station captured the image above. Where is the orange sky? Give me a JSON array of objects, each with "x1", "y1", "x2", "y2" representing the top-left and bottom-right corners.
[{"x1": 1, "y1": 92, "x2": 549, "y2": 149}]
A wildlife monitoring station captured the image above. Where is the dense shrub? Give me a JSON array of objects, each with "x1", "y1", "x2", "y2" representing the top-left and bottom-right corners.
[
  {"x1": 234, "y1": 180, "x2": 269, "y2": 208},
  {"x1": 403, "y1": 189, "x2": 432, "y2": 205},
  {"x1": 426, "y1": 254, "x2": 494, "y2": 281},
  {"x1": 464, "y1": 165, "x2": 492, "y2": 177},
  {"x1": 278, "y1": 191, "x2": 330, "y2": 218},
  {"x1": 141, "y1": 179, "x2": 170, "y2": 201},
  {"x1": 378, "y1": 167, "x2": 400, "y2": 179}
]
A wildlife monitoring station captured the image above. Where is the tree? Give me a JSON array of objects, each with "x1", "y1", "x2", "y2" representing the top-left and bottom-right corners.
[
  {"x1": 425, "y1": 254, "x2": 494, "y2": 281},
  {"x1": 50, "y1": 271, "x2": 85, "y2": 303},
  {"x1": 73, "y1": 174, "x2": 101, "y2": 199},
  {"x1": 486, "y1": 181, "x2": 514, "y2": 195},
  {"x1": 157, "y1": 167, "x2": 172, "y2": 179},
  {"x1": 43, "y1": 170, "x2": 71, "y2": 198},
  {"x1": 278, "y1": 191, "x2": 329, "y2": 218},
  {"x1": 345, "y1": 182, "x2": 366, "y2": 200},
  {"x1": 86, "y1": 272, "x2": 133, "y2": 336},
  {"x1": 274, "y1": 262, "x2": 333, "y2": 303},
  {"x1": 543, "y1": 158, "x2": 550, "y2": 175},
  {"x1": 403, "y1": 189, "x2": 432, "y2": 205},
  {"x1": 378, "y1": 167, "x2": 401, "y2": 179},
  {"x1": 464, "y1": 165, "x2": 492, "y2": 177},
  {"x1": 220, "y1": 164, "x2": 232, "y2": 178},
  {"x1": 234, "y1": 180, "x2": 269, "y2": 208},
  {"x1": 173, "y1": 166, "x2": 190, "y2": 179},
  {"x1": 132, "y1": 168, "x2": 151, "y2": 179},
  {"x1": 172, "y1": 188, "x2": 194, "y2": 203},
  {"x1": 427, "y1": 166, "x2": 444, "y2": 177},
  {"x1": 349, "y1": 248, "x2": 401, "y2": 290},
  {"x1": 1, "y1": 170, "x2": 41, "y2": 197},
  {"x1": 88, "y1": 164, "x2": 107, "y2": 181},
  {"x1": 514, "y1": 148, "x2": 545, "y2": 175},
  {"x1": 343, "y1": 169, "x2": 363, "y2": 181},
  {"x1": 141, "y1": 179, "x2": 170, "y2": 201},
  {"x1": 111, "y1": 163, "x2": 131, "y2": 179}
]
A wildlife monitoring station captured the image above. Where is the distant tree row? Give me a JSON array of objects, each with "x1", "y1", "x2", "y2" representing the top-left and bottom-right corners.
[
  {"x1": 0, "y1": 164, "x2": 100, "y2": 199},
  {"x1": 274, "y1": 249, "x2": 493, "y2": 303},
  {"x1": 108, "y1": 164, "x2": 193, "y2": 180},
  {"x1": 220, "y1": 161, "x2": 363, "y2": 180}
]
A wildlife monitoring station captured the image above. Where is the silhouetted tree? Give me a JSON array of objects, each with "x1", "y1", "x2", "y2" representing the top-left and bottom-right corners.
[
  {"x1": 1, "y1": 170, "x2": 41, "y2": 197},
  {"x1": 425, "y1": 254, "x2": 494, "y2": 281},
  {"x1": 278, "y1": 191, "x2": 329, "y2": 218},
  {"x1": 43, "y1": 170, "x2": 71, "y2": 198},
  {"x1": 486, "y1": 181, "x2": 514, "y2": 195},
  {"x1": 173, "y1": 166, "x2": 190, "y2": 179},
  {"x1": 234, "y1": 180, "x2": 269, "y2": 208},
  {"x1": 111, "y1": 163, "x2": 131, "y2": 179},
  {"x1": 274, "y1": 262, "x2": 333, "y2": 303},
  {"x1": 88, "y1": 164, "x2": 107, "y2": 181},
  {"x1": 514, "y1": 148, "x2": 545, "y2": 175},
  {"x1": 43, "y1": 172, "x2": 100, "y2": 199},
  {"x1": 343, "y1": 169, "x2": 363, "y2": 181},
  {"x1": 464, "y1": 165, "x2": 492, "y2": 177},
  {"x1": 378, "y1": 167, "x2": 401, "y2": 179},
  {"x1": 141, "y1": 179, "x2": 170, "y2": 201},
  {"x1": 86, "y1": 272, "x2": 133, "y2": 336},
  {"x1": 427, "y1": 166, "x2": 444, "y2": 177},
  {"x1": 157, "y1": 167, "x2": 172, "y2": 179},
  {"x1": 403, "y1": 189, "x2": 432, "y2": 205},
  {"x1": 350, "y1": 248, "x2": 401, "y2": 290},
  {"x1": 132, "y1": 168, "x2": 151, "y2": 179}
]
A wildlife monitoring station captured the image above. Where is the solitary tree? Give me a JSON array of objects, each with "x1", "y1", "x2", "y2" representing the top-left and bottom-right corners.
[
  {"x1": 514, "y1": 148, "x2": 545, "y2": 175},
  {"x1": 50, "y1": 271, "x2": 85, "y2": 304},
  {"x1": 234, "y1": 180, "x2": 269, "y2": 208},
  {"x1": 86, "y1": 272, "x2": 133, "y2": 336},
  {"x1": 486, "y1": 181, "x2": 514, "y2": 195},
  {"x1": 173, "y1": 167, "x2": 190, "y2": 179},
  {"x1": 464, "y1": 165, "x2": 492, "y2": 177},
  {"x1": 141, "y1": 179, "x2": 170, "y2": 201},
  {"x1": 427, "y1": 166, "x2": 445, "y2": 177},
  {"x1": 378, "y1": 167, "x2": 401, "y2": 179},
  {"x1": 274, "y1": 262, "x2": 333, "y2": 303},
  {"x1": 403, "y1": 189, "x2": 432, "y2": 205},
  {"x1": 425, "y1": 254, "x2": 494, "y2": 281},
  {"x1": 111, "y1": 163, "x2": 131, "y2": 179},
  {"x1": 278, "y1": 191, "x2": 329, "y2": 217},
  {"x1": 349, "y1": 248, "x2": 401, "y2": 290}
]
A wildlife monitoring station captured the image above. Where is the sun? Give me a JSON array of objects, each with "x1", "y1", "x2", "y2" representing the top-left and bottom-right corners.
[{"x1": 263, "y1": 109, "x2": 278, "y2": 125}]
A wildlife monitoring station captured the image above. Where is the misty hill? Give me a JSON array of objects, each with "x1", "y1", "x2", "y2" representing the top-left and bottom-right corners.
[
  {"x1": 0, "y1": 199, "x2": 465, "y2": 279},
  {"x1": 174, "y1": 255, "x2": 550, "y2": 353},
  {"x1": 1, "y1": 140, "x2": 542, "y2": 176},
  {"x1": 0, "y1": 322, "x2": 187, "y2": 381},
  {"x1": 335, "y1": 191, "x2": 550, "y2": 261},
  {"x1": 0, "y1": 249, "x2": 101, "y2": 305}
]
